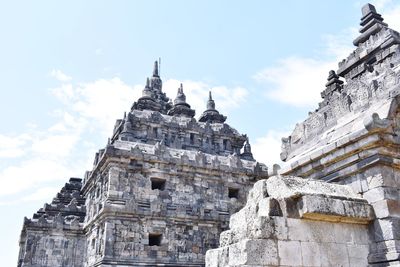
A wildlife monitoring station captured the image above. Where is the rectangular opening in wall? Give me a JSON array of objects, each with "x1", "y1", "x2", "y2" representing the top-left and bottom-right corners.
[
  {"x1": 228, "y1": 188, "x2": 239, "y2": 199},
  {"x1": 190, "y1": 133, "x2": 195, "y2": 144},
  {"x1": 153, "y1": 127, "x2": 158, "y2": 137},
  {"x1": 223, "y1": 139, "x2": 228, "y2": 150},
  {"x1": 149, "y1": 233, "x2": 162, "y2": 246},
  {"x1": 151, "y1": 178, "x2": 166, "y2": 190}
]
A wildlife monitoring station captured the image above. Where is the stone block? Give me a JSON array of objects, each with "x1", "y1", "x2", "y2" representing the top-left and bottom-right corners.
[
  {"x1": 266, "y1": 175, "x2": 359, "y2": 200},
  {"x1": 301, "y1": 241, "x2": 321, "y2": 266},
  {"x1": 205, "y1": 247, "x2": 228, "y2": 267},
  {"x1": 372, "y1": 199, "x2": 400, "y2": 219},
  {"x1": 298, "y1": 195, "x2": 374, "y2": 224},
  {"x1": 278, "y1": 240, "x2": 302, "y2": 266},
  {"x1": 371, "y1": 218, "x2": 400, "y2": 242},
  {"x1": 319, "y1": 242, "x2": 349, "y2": 267},
  {"x1": 233, "y1": 239, "x2": 278, "y2": 266},
  {"x1": 249, "y1": 216, "x2": 275, "y2": 239},
  {"x1": 347, "y1": 244, "x2": 369, "y2": 267},
  {"x1": 364, "y1": 187, "x2": 400, "y2": 204},
  {"x1": 257, "y1": 197, "x2": 282, "y2": 217}
]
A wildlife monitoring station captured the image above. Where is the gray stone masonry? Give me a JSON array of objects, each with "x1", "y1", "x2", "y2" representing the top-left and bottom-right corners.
[
  {"x1": 205, "y1": 176, "x2": 374, "y2": 267},
  {"x1": 18, "y1": 60, "x2": 267, "y2": 266},
  {"x1": 18, "y1": 178, "x2": 86, "y2": 267},
  {"x1": 279, "y1": 3, "x2": 400, "y2": 266}
]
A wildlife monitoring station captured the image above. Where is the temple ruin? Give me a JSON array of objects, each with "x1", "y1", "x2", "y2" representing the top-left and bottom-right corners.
[
  {"x1": 207, "y1": 3, "x2": 400, "y2": 266},
  {"x1": 18, "y1": 3, "x2": 400, "y2": 267}
]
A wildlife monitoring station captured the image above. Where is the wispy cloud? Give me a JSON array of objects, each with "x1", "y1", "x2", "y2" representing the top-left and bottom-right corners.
[
  {"x1": 249, "y1": 0, "x2": 397, "y2": 109},
  {"x1": 51, "y1": 78, "x2": 142, "y2": 135},
  {"x1": 254, "y1": 57, "x2": 337, "y2": 108},
  {"x1": 0, "y1": 73, "x2": 248, "y2": 202},
  {"x1": 253, "y1": 26, "x2": 357, "y2": 108},
  {"x1": 163, "y1": 79, "x2": 248, "y2": 116},
  {"x1": 252, "y1": 129, "x2": 290, "y2": 167},
  {"x1": 0, "y1": 134, "x2": 31, "y2": 158},
  {"x1": 252, "y1": 0, "x2": 400, "y2": 165},
  {"x1": 50, "y1": 69, "x2": 72, "y2": 82}
]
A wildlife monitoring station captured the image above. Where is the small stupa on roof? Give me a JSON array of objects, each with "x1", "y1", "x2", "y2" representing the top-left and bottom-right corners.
[{"x1": 199, "y1": 91, "x2": 227, "y2": 123}]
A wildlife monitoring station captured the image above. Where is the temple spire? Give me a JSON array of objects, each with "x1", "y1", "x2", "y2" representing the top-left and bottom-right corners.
[
  {"x1": 207, "y1": 91, "x2": 216, "y2": 110},
  {"x1": 153, "y1": 60, "x2": 159, "y2": 77},
  {"x1": 131, "y1": 60, "x2": 171, "y2": 113},
  {"x1": 353, "y1": 3, "x2": 388, "y2": 46},
  {"x1": 167, "y1": 83, "x2": 195, "y2": 117},
  {"x1": 174, "y1": 83, "x2": 187, "y2": 105},
  {"x1": 241, "y1": 136, "x2": 254, "y2": 161},
  {"x1": 199, "y1": 91, "x2": 226, "y2": 123}
]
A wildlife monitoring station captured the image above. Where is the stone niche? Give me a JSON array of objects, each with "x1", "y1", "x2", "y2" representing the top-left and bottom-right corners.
[{"x1": 205, "y1": 176, "x2": 375, "y2": 267}]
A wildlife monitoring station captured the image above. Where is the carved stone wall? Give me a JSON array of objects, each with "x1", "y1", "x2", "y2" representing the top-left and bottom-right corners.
[
  {"x1": 81, "y1": 138, "x2": 266, "y2": 266},
  {"x1": 18, "y1": 61, "x2": 265, "y2": 266},
  {"x1": 279, "y1": 4, "x2": 400, "y2": 266},
  {"x1": 205, "y1": 177, "x2": 374, "y2": 267},
  {"x1": 18, "y1": 178, "x2": 86, "y2": 267}
]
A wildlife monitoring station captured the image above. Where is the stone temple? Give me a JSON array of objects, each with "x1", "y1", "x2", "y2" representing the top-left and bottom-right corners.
[{"x1": 17, "y1": 3, "x2": 400, "y2": 267}]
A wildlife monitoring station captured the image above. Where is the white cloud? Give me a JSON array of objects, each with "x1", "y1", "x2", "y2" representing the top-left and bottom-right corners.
[
  {"x1": 251, "y1": 2, "x2": 398, "y2": 108},
  {"x1": 0, "y1": 134, "x2": 31, "y2": 158},
  {"x1": 163, "y1": 79, "x2": 248, "y2": 116},
  {"x1": 51, "y1": 78, "x2": 142, "y2": 135},
  {"x1": 254, "y1": 57, "x2": 337, "y2": 108},
  {"x1": 50, "y1": 69, "x2": 72, "y2": 82},
  {"x1": 381, "y1": 2, "x2": 400, "y2": 30},
  {"x1": 252, "y1": 0, "x2": 400, "y2": 168},
  {"x1": 253, "y1": 27, "x2": 357, "y2": 108},
  {"x1": 1, "y1": 73, "x2": 248, "y2": 200},
  {"x1": 252, "y1": 129, "x2": 289, "y2": 168},
  {"x1": 21, "y1": 187, "x2": 60, "y2": 202},
  {"x1": 0, "y1": 158, "x2": 71, "y2": 196},
  {"x1": 253, "y1": 26, "x2": 359, "y2": 108}
]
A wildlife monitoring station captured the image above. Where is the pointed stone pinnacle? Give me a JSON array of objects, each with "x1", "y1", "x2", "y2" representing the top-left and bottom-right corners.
[{"x1": 153, "y1": 60, "x2": 159, "y2": 76}]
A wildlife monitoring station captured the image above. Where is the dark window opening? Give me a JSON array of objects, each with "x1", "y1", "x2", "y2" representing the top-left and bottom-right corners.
[
  {"x1": 223, "y1": 139, "x2": 228, "y2": 150},
  {"x1": 228, "y1": 188, "x2": 239, "y2": 199},
  {"x1": 153, "y1": 127, "x2": 158, "y2": 137},
  {"x1": 190, "y1": 133, "x2": 195, "y2": 144},
  {"x1": 149, "y1": 233, "x2": 162, "y2": 246},
  {"x1": 151, "y1": 178, "x2": 166, "y2": 190}
]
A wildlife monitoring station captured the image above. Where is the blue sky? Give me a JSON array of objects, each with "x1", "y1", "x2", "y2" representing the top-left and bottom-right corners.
[{"x1": 1, "y1": 0, "x2": 400, "y2": 265}]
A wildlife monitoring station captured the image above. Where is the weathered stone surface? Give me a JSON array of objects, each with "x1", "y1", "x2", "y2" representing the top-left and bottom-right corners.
[
  {"x1": 206, "y1": 176, "x2": 374, "y2": 267},
  {"x1": 18, "y1": 3, "x2": 400, "y2": 267},
  {"x1": 278, "y1": 3, "x2": 400, "y2": 266},
  {"x1": 18, "y1": 178, "x2": 86, "y2": 267},
  {"x1": 18, "y1": 61, "x2": 267, "y2": 266}
]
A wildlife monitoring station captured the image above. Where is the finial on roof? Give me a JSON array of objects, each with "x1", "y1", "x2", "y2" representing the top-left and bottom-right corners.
[
  {"x1": 153, "y1": 61, "x2": 159, "y2": 77},
  {"x1": 179, "y1": 83, "x2": 183, "y2": 94},
  {"x1": 199, "y1": 90, "x2": 226, "y2": 123},
  {"x1": 325, "y1": 70, "x2": 343, "y2": 86},
  {"x1": 241, "y1": 136, "x2": 254, "y2": 161},
  {"x1": 353, "y1": 3, "x2": 388, "y2": 46},
  {"x1": 361, "y1": 3, "x2": 377, "y2": 17},
  {"x1": 174, "y1": 83, "x2": 187, "y2": 105},
  {"x1": 207, "y1": 91, "x2": 216, "y2": 110},
  {"x1": 146, "y1": 77, "x2": 150, "y2": 88},
  {"x1": 167, "y1": 83, "x2": 195, "y2": 117},
  {"x1": 321, "y1": 70, "x2": 344, "y2": 101}
]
